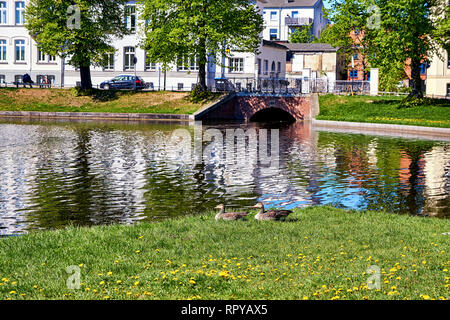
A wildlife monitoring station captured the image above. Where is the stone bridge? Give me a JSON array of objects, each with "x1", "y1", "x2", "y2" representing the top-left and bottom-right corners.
[{"x1": 192, "y1": 93, "x2": 312, "y2": 123}]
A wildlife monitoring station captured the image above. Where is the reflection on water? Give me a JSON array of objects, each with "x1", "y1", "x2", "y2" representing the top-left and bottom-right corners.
[{"x1": 0, "y1": 120, "x2": 449, "y2": 235}]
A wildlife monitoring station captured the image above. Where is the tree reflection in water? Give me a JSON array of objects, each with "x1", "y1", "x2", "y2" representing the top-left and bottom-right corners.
[{"x1": 0, "y1": 120, "x2": 448, "y2": 235}]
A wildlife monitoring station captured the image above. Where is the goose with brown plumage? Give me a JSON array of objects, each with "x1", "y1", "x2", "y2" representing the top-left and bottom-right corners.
[
  {"x1": 215, "y1": 204, "x2": 249, "y2": 221},
  {"x1": 253, "y1": 203, "x2": 292, "y2": 221}
]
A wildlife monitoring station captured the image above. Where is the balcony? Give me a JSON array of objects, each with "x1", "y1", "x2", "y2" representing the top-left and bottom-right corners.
[{"x1": 285, "y1": 17, "x2": 313, "y2": 26}]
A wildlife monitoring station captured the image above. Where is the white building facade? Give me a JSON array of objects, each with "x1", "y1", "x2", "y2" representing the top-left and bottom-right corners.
[
  {"x1": 258, "y1": 0, "x2": 328, "y2": 42},
  {"x1": 0, "y1": 0, "x2": 287, "y2": 90},
  {"x1": 0, "y1": 0, "x2": 64, "y2": 85}
]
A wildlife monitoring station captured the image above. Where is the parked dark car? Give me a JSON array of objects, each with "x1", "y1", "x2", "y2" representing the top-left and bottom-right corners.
[{"x1": 100, "y1": 75, "x2": 147, "y2": 90}]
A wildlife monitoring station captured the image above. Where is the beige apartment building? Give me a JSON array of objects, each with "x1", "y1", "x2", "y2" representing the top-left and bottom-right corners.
[{"x1": 426, "y1": 48, "x2": 450, "y2": 97}]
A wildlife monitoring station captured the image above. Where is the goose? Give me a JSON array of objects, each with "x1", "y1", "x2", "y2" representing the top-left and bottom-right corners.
[
  {"x1": 214, "y1": 204, "x2": 249, "y2": 221},
  {"x1": 253, "y1": 203, "x2": 292, "y2": 221}
]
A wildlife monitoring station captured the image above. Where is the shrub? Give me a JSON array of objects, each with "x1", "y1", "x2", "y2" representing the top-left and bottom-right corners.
[
  {"x1": 190, "y1": 85, "x2": 213, "y2": 103},
  {"x1": 71, "y1": 86, "x2": 96, "y2": 97}
]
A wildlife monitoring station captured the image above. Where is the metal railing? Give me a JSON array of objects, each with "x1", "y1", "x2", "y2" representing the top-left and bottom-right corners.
[
  {"x1": 285, "y1": 17, "x2": 313, "y2": 26},
  {"x1": 211, "y1": 77, "x2": 371, "y2": 95}
]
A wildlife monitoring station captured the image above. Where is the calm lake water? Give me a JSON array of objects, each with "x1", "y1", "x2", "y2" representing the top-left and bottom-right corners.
[{"x1": 0, "y1": 119, "x2": 449, "y2": 235}]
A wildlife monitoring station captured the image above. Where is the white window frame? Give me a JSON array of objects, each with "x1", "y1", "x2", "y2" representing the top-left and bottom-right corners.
[
  {"x1": 0, "y1": 75, "x2": 5, "y2": 84},
  {"x1": 15, "y1": 1, "x2": 25, "y2": 25},
  {"x1": 125, "y1": 4, "x2": 136, "y2": 33},
  {"x1": 37, "y1": 49, "x2": 46, "y2": 62},
  {"x1": 15, "y1": 39, "x2": 25, "y2": 62},
  {"x1": 0, "y1": 39, "x2": 6, "y2": 62},
  {"x1": 270, "y1": 11, "x2": 277, "y2": 21},
  {"x1": 124, "y1": 46, "x2": 135, "y2": 71},
  {"x1": 269, "y1": 28, "x2": 278, "y2": 41},
  {"x1": 37, "y1": 49, "x2": 56, "y2": 64},
  {"x1": 229, "y1": 58, "x2": 244, "y2": 73},
  {"x1": 0, "y1": 2, "x2": 7, "y2": 25},
  {"x1": 145, "y1": 53, "x2": 156, "y2": 71},
  {"x1": 103, "y1": 53, "x2": 115, "y2": 71},
  {"x1": 177, "y1": 57, "x2": 199, "y2": 72}
]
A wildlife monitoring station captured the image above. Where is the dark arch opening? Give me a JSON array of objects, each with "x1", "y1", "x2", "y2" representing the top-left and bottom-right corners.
[{"x1": 249, "y1": 108, "x2": 296, "y2": 123}]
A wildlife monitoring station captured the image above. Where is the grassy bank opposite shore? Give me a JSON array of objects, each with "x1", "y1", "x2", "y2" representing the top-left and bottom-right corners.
[
  {"x1": 0, "y1": 207, "x2": 448, "y2": 300},
  {"x1": 0, "y1": 88, "x2": 220, "y2": 115},
  {"x1": 318, "y1": 95, "x2": 450, "y2": 128}
]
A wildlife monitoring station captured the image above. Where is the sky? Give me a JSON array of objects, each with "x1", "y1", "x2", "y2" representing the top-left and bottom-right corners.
[{"x1": 323, "y1": 0, "x2": 332, "y2": 9}]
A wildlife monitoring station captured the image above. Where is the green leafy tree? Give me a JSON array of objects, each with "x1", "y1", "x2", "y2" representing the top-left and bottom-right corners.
[
  {"x1": 366, "y1": 0, "x2": 448, "y2": 98},
  {"x1": 140, "y1": 0, "x2": 264, "y2": 92},
  {"x1": 289, "y1": 24, "x2": 316, "y2": 43},
  {"x1": 317, "y1": 0, "x2": 449, "y2": 98},
  {"x1": 315, "y1": 0, "x2": 373, "y2": 81},
  {"x1": 25, "y1": 0, "x2": 130, "y2": 89}
]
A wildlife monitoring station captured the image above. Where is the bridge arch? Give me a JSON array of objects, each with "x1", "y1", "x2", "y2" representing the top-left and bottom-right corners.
[
  {"x1": 193, "y1": 94, "x2": 312, "y2": 122},
  {"x1": 249, "y1": 107, "x2": 296, "y2": 123}
]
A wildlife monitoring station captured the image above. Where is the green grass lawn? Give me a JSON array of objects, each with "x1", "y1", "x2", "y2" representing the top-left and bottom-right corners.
[
  {"x1": 0, "y1": 88, "x2": 219, "y2": 115},
  {"x1": 318, "y1": 95, "x2": 450, "y2": 128},
  {"x1": 0, "y1": 207, "x2": 448, "y2": 300}
]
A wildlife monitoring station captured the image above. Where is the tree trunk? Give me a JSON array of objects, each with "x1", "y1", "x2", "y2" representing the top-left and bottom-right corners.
[
  {"x1": 197, "y1": 1, "x2": 208, "y2": 92},
  {"x1": 79, "y1": 65, "x2": 93, "y2": 90},
  {"x1": 198, "y1": 59, "x2": 207, "y2": 91},
  {"x1": 409, "y1": 58, "x2": 423, "y2": 99}
]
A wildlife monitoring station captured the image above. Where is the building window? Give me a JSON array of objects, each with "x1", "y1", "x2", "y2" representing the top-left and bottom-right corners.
[
  {"x1": 15, "y1": 1, "x2": 25, "y2": 25},
  {"x1": 177, "y1": 57, "x2": 199, "y2": 71},
  {"x1": 125, "y1": 5, "x2": 136, "y2": 33},
  {"x1": 257, "y1": 58, "x2": 261, "y2": 75},
  {"x1": 124, "y1": 47, "x2": 135, "y2": 71},
  {"x1": 263, "y1": 59, "x2": 268, "y2": 75},
  {"x1": 291, "y1": 11, "x2": 298, "y2": 19},
  {"x1": 0, "y1": 75, "x2": 5, "y2": 84},
  {"x1": 269, "y1": 29, "x2": 278, "y2": 41},
  {"x1": 0, "y1": 39, "x2": 6, "y2": 61},
  {"x1": 270, "y1": 11, "x2": 277, "y2": 21},
  {"x1": 447, "y1": 84, "x2": 450, "y2": 97},
  {"x1": 37, "y1": 75, "x2": 55, "y2": 85},
  {"x1": 277, "y1": 62, "x2": 281, "y2": 73},
  {"x1": 37, "y1": 50, "x2": 46, "y2": 62},
  {"x1": 145, "y1": 53, "x2": 156, "y2": 71},
  {"x1": 103, "y1": 53, "x2": 115, "y2": 70},
  {"x1": 349, "y1": 70, "x2": 358, "y2": 79},
  {"x1": 37, "y1": 49, "x2": 56, "y2": 63},
  {"x1": 0, "y1": 2, "x2": 7, "y2": 25},
  {"x1": 15, "y1": 40, "x2": 25, "y2": 62},
  {"x1": 189, "y1": 57, "x2": 199, "y2": 71},
  {"x1": 229, "y1": 58, "x2": 244, "y2": 73},
  {"x1": 447, "y1": 50, "x2": 450, "y2": 68},
  {"x1": 14, "y1": 75, "x2": 23, "y2": 83}
]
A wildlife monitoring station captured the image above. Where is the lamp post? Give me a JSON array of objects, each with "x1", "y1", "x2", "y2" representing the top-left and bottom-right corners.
[
  {"x1": 133, "y1": 56, "x2": 138, "y2": 90},
  {"x1": 158, "y1": 66, "x2": 161, "y2": 91}
]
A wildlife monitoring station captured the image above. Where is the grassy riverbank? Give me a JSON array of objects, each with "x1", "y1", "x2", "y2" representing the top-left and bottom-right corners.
[
  {"x1": 0, "y1": 88, "x2": 218, "y2": 115},
  {"x1": 0, "y1": 207, "x2": 448, "y2": 300},
  {"x1": 318, "y1": 95, "x2": 450, "y2": 128}
]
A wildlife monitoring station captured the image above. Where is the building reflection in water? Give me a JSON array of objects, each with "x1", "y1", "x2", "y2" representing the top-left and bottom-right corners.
[{"x1": 0, "y1": 120, "x2": 448, "y2": 235}]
